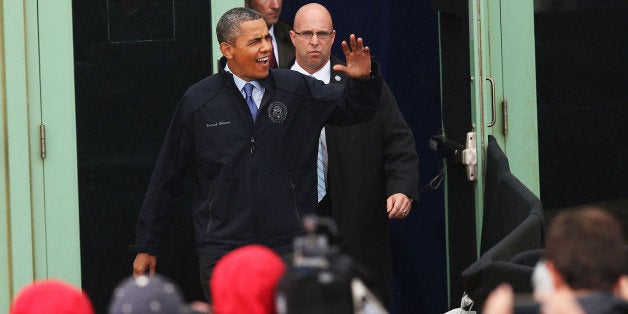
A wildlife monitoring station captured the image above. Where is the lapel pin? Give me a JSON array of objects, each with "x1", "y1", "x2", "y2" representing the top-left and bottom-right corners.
[{"x1": 334, "y1": 75, "x2": 341, "y2": 82}]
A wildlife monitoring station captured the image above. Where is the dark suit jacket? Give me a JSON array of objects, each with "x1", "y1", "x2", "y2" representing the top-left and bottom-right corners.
[
  {"x1": 273, "y1": 19, "x2": 295, "y2": 69},
  {"x1": 306, "y1": 56, "x2": 420, "y2": 308}
]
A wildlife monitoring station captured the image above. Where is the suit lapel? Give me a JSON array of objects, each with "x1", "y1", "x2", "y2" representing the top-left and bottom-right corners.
[
  {"x1": 325, "y1": 56, "x2": 348, "y2": 176},
  {"x1": 330, "y1": 56, "x2": 348, "y2": 85},
  {"x1": 273, "y1": 20, "x2": 295, "y2": 69}
]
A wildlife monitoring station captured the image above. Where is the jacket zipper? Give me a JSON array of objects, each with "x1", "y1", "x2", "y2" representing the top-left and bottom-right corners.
[
  {"x1": 250, "y1": 135, "x2": 259, "y2": 241},
  {"x1": 290, "y1": 180, "x2": 302, "y2": 222},
  {"x1": 250, "y1": 137, "x2": 255, "y2": 155},
  {"x1": 206, "y1": 188, "x2": 217, "y2": 232}
]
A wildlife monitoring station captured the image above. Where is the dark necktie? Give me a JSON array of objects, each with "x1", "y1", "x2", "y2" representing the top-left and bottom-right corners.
[
  {"x1": 243, "y1": 83, "x2": 258, "y2": 121},
  {"x1": 269, "y1": 52, "x2": 278, "y2": 69},
  {"x1": 269, "y1": 36, "x2": 278, "y2": 69}
]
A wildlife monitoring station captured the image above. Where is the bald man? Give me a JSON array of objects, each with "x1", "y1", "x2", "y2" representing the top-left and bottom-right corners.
[{"x1": 289, "y1": 3, "x2": 419, "y2": 308}]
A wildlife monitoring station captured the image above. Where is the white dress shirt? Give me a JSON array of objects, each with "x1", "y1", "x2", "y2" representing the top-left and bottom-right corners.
[
  {"x1": 225, "y1": 63, "x2": 264, "y2": 108},
  {"x1": 290, "y1": 59, "x2": 331, "y2": 84}
]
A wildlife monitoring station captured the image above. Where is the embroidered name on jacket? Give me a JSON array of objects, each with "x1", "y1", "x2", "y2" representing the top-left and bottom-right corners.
[
  {"x1": 268, "y1": 101, "x2": 287, "y2": 123},
  {"x1": 206, "y1": 121, "x2": 231, "y2": 128}
]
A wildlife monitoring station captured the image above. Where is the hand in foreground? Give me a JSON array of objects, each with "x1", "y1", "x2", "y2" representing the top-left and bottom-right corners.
[
  {"x1": 387, "y1": 193, "x2": 412, "y2": 219},
  {"x1": 483, "y1": 283, "x2": 514, "y2": 314},
  {"x1": 332, "y1": 34, "x2": 372, "y2": 80},
  {"x1": 189, "y1": 301, "x2": 213, "y2": 313},
  {"x1": 133, "y1": 252, "x2": 156, "y2": 277}
]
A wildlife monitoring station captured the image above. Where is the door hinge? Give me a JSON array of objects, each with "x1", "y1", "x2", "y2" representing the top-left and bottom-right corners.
[
  {"x1": 502, "y1": 100, "x2": 509, "y2": 135},
  {"x1": 462, "y1": 132, "x2": 477, "y2": 181},
  {"x1": 40, "y1": 124, "x2": 46, "y2": 159}
]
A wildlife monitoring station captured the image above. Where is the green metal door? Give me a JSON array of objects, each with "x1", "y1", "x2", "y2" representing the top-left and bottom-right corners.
[
  {"x1": 484, "y1": 0, "x2": 539, "y2": 194},
  {"x1": 0, "y1": 0, "x2": 81, "y2": 312},
  {"x1": 436, "y1": 0, "x2": 539, "y2": 306}
]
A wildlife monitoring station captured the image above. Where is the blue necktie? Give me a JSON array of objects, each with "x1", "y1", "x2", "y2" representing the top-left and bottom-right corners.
[
  {"x1": 243, "y1": 83, "x2": 258, "y2": 121},
  {"x1": 317, "y1": 129, "x2": 327, "y2": 202}
]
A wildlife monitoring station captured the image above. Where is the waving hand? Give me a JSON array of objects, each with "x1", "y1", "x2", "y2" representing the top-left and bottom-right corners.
[{"x1": 332, "y1": 34, "x2": 372, "y2": 80}]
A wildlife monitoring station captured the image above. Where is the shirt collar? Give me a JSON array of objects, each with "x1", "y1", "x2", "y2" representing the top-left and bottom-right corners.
[
  {"x1": 290, "y1": 59, "x2": 331, "y2": 84},
  {"x1": 224, "y1": 63, "x2": 264, "y2": 92}
]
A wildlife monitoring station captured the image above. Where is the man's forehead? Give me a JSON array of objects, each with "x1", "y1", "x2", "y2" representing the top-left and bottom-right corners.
[
  {"x1": 238, "y1": 19, "x2": 269, "y2": 39},
  {"x1": 294, "y1": 16, "x2": 332, "y2": 30}
]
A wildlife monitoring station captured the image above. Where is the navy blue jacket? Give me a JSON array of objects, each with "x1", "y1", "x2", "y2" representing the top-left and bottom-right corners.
[{"x1": 131, "y1": 63, "x2": 382, "y2": 258}]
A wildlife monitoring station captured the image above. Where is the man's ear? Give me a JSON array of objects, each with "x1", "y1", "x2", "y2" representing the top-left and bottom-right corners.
[
  {"x1": 289, "y1": 30, "x2": 297, "y2": 46},
  {"x1": 545, "y1": 260, "x2": 566, "y2": 290},
  {"x1": 614, "y1": 275, "x2": 628, "y2": 301},
  {"x1": 220, "y1": 42, "x2": 233, "y2": 59}
]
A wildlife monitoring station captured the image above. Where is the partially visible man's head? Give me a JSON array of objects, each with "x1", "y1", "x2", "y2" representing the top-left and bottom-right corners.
[
  {"x1": 290, "y1": 3, "x2": 335, "y2": 74},
  {"x1": 10, "y1": 279, "x2": 94, "y2": 314},
  {"x1": 546, "y1": 206, "x2": 626, "y2": 292},
  {"x1": 108, "y1": 275, "x2": 190, "y2": 314},
  {"x1": 245, "y1": 0, "x2": 283, "y2": 27},
  {"x1": 211, "y1": 245, "x2": 286, "y2": 314},
  {"x1": 218, "y1": 8, "x2": 273, "y2": 81}
]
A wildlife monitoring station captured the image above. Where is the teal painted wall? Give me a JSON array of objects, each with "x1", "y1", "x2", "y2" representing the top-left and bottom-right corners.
[
  {"x1": 211, "y1": 0, "x2": 242, "y2": 72},
  {"x1": 1, "y1": 0, "x2": 80, "y2": 312}
]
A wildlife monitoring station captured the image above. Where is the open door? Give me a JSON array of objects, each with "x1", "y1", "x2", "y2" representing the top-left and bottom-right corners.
[
  {"x1": 434, "y1": 0, "x2": 479, "y2": 304},
  {"x1": 434, "y1": 0, "x2": 538, "y2": 305}
]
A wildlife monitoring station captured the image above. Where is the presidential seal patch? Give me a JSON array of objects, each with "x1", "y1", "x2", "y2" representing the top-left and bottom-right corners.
[{"x1": 267, "y1": 101, "x2": 288, "y2": 123}]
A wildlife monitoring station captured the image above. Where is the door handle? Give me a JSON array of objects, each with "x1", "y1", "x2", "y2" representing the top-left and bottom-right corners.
[{"x1": 486, "y1": 77, "x2": 496, "y2": 127}]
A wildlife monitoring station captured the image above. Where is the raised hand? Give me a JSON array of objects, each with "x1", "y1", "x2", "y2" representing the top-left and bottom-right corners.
[{"x1": 332, "y1": 34, "x2": 372, "y2": 80}]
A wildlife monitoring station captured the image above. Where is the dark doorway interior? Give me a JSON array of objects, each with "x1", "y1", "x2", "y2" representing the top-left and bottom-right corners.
[
  {"x1": 72, "y1": 1, "x2": 211, "y2": 312},
  {"x1": 431, "y1": 0, "x2": 478, "y2": 307},
  {"x1": 535, "y1": 1, "x2": 628, "y2": 219}
]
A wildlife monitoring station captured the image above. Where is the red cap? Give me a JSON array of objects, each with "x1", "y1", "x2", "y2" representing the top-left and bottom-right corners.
[
  {"x1": 211, "y1": 244, "x2": 286, "y2": 314},
  {"x1": 10, "y1": 279, "x2": 94, "y2": 314}
]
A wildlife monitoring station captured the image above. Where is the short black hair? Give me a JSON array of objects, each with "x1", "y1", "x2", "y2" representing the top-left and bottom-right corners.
[{"x1": 216, "y1": 7, "x2": 262, "y2": 45}]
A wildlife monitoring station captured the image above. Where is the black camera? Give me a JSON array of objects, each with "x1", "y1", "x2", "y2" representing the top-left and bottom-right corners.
[
  {"x1": 291, "y1": 215, "x2": 340, "y2": 268},
  {"x1": 276, "y1": 215, "x2": 388, "y2": 314}
]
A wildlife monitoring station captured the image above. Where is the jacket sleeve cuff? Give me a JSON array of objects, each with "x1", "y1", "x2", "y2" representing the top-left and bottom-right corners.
[
  {"x1": 128, "y1": 244, "x2": 160, "y2": 256},
  {"x1": 368, "y1": 62, "x2": 380, "y2": 80}
]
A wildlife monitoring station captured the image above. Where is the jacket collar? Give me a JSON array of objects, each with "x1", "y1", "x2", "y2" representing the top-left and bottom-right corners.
[
  {"x1": 218, "y1": 57, "x2": 275, "y2": 91},
  {"x1": 217, "y1": 57, "x2": 276, "y2": 129},
  {"x1": 286, "y1": 55, "x2": 347, "y2": 85}
]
